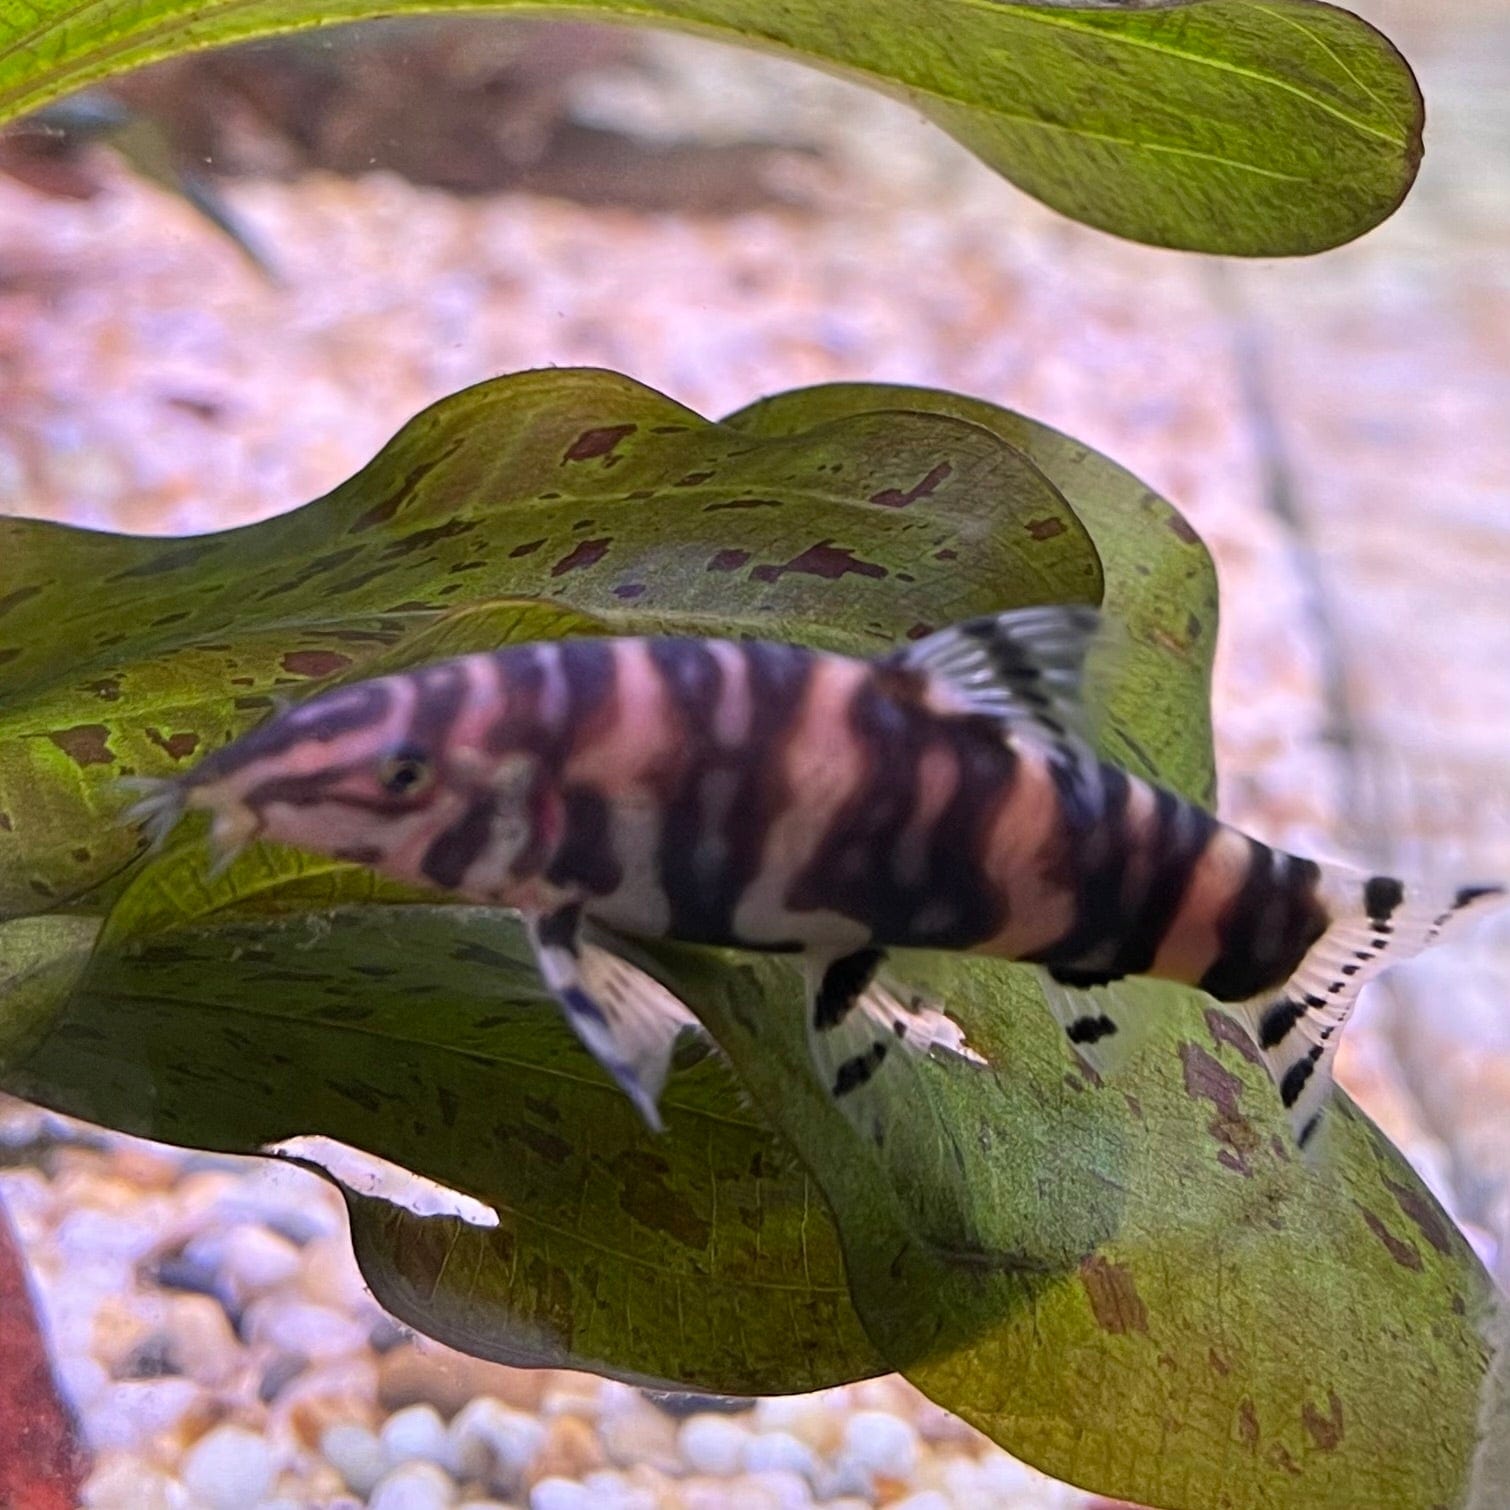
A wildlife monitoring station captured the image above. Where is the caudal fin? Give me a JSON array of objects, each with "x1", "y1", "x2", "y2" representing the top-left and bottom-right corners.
[{"x1": 1236, "y1": 868, "x2": 1507, "y2": 1149}]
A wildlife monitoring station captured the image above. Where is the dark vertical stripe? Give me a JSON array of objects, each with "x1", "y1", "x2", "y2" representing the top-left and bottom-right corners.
[
  {"x1": 1198, "y1": 844, "x2": 1327, "y2": 1002},
  {"x1": 406, "y1": 660, "x2": 469, "y2": 753},
  {"x1": 419, "y1": 797, "x2": 496, "y2": 888},
  {"x1": 546, "y1": 785, "x2": 622, "y2": 895}
]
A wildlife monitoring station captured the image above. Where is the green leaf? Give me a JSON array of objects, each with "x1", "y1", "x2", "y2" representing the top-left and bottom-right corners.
[
  {"x1": 0, "y1": 366, "x2": 1099, "y2": 921},
  {"x1": 0, "y1": 366, "x2": 1094, "y2": 1388},
  {"x1": 0, "y1": 2, "x2": 1421, "y2": 255}
]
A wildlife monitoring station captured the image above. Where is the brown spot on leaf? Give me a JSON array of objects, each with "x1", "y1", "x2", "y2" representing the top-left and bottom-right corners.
[
  {"x1": 612, "y1": 584, "x2": 646, "y2": 600},
  {"x1": 751, "y1": 541, "x2": 887, "y2": 584},
  {"x1": 106, "y1": 541, "x2": 219, "y2": 580},
  {"x1": 869, "y1": 461, "x2": 952, "y2": 509},
  {"x1": 1267, "y1": 1444, "x2": 1302, "y2": 1477},
  {"x1": 1302, "y1": 1392, "x2": 1344, "y2": 1451},
  {"x1": 509, "y1": 539, "x2": 546, "y2": 558},
  {"x1": 380, "y1": 517, "x2": 477, "y2": 558},
  {"x1": 613, "y1": 1151, "x2": 711, "y2": 1250},
  {"x1": 675, "y1": 471, "x2": 714, "y2": 487},
  {"x1": 1079, "y1": 1255, "x2": 1148, "y2": 1334},
  {"x1": 1026, "y1": 516, "x2": 1067, "y2": 541},
  {"x1": 0, "y1": 812, "x2": 11, "y2": 831},
  {"x1": 1217, "y1": 1149, "x2": 1251, "y2": 1178},
  {"x1": 1166, "y1": 512, "x2": 1200, "y2": 545},
  {"x1": 0, "y1": 648, "x2": 18, "y2": 666},
  {"x1": 145, "y1": 728, "x2": 200, "y2": 761},
  {"x1": 70, "y1": 847, "x2": 89, "y2": 863},
  {"x1": 48, "y1": 725, "x2": 113, "y2": 766},
  {"x1": 906, "y1": 623, "x2": 935, "y2": 641},
  {"x1": 551, "y1": 538, "x2": 611, "y2": 577},
  {"x1": 1357, "y1": 1204, "x2": 1423, "y2": 1271},
  {"x1": 933, "y1": 547, "x2": 958, "y2": 561},
  {"x1": 1205, "y1": 1007, "x2": 1262, "y2": 1065},
  {"x1": 0, "y1": 586, "x2": 41, "y2": 618},
  {"x1": 1237, "y1": 1397, "x2": 1260, "y2": 1449},
  {"x1": 707, "y1": 549, "x2": 750, "y2": 574},
  {"x1": 563, "y1": 424, "x2": 636, "y2": 463},
  {"x1": 87, "y1": 677, "x2": 122, "y2": 702},
  {"x1": 1208, "y1": 1347, "x2": 1231, "y2": 1376},
  {"x1": 705, "y1": 497, "x2": 782, "y2": 512},
  {"x1": 1382, "y1": 1174, "x2": 1453, "y2": 1256},
  {"x1": 280, "y1": 650, "x2": 354, "y2": 679},
  {"x1": 1181, "y1": 1040, "x2": 1244, "y2": 1120}
]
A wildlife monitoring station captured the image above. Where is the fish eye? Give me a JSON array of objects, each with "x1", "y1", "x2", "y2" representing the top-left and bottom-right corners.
[{"x1": 377, "y1": 747, "x2": 433, "y2": 797}]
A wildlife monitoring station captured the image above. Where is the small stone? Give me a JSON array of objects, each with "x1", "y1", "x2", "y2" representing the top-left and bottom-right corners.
[
  {"x1": 243, "y1": 1297, "x2": 367, "y2": 1360},
  {"x1": 57, "y1": 1352, "x2": 109, "y2": 1412},
  {"x1": 164, "y1": 1292, "x2": 243, "y2": 1386},
  {"x1": 840, "y1": 1409, "x2": 918, "y2": 1482},
  {"x1": 258, "y1": 1351, "x2": 310, "y2": 1404},
  {"x1": 743, "y1": 1431, "x2": 819, "y2": 1482},
  {"x1": 887, "y1": 1494, "x2": 950, "y2": 1510},
  {"x1": 532, "y1": 1411, "x2": 607, "y2": 1482},
  {"x1": 529, "y1": 1479, "x2": 595, "y2": 1510},
  {"x1": 678, "y1": 1413, "x2": 750, "y2": 1476},
  {"x1": 455, "y1": 1502, "x2": 513, "y2": 1510},
  {"x1": 599, "y1": 1404, "x2": 680, "y2": 1472},
  {"x1": 182, "y1": 1424, "x2": 277, "y2": 1509},
  {"x1": 299, "y1": 1232, "x2": 372, "y2": 1312},
  {"x1": 751, "y1": 1393, "x2": 845, "y2": 1454},
  {"x1": 218, "y1": 1224, "x2": 302, "y2": 1295},
  {"x1": 369, "y1": 1461, "x2": 459, "y2": 1510},
  {"x1": 381, "y1": 1402, "x2": 452, "y2": 1468},
  {"x1": 268, "y1": 1355, "x2": 380, "y2": 1449},
  {"x1": 322, "y1": 1423, "x2": 389, "y2": 1497},
  {"x1": 379, "y1": 1338, "x2": 548, "y2": 1417},
  {"x1": 82, "y1": 1454, "x2": 190, "y2": 1510},
  {"x1": 448, "y1": 1396, "x2": 547, "y2": 1490},
  {"x1": 86, "y1": 1378, "x2": 201, "y2": 1452},
  {"x1": 744, "y1": 1469, "x2": 813, "y2": 1510}
]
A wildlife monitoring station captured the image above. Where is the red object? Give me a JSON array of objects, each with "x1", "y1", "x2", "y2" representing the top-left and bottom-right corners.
[{"x1": 0, "y1": 1193, "x2": 87, "y2": 1510}]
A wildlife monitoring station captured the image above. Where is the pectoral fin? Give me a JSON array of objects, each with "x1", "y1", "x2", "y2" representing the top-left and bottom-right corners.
[{"x1": 526, "y1": 905, "x2": 699, "y2": 1130}]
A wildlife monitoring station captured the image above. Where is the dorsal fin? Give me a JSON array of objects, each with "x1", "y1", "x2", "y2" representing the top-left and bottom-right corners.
[{"x1": 886, "y1": 605, "x2": 1101, "y2": 745}]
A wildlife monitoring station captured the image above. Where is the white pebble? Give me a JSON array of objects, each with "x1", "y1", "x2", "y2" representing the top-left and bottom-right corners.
[
  {"x1": 218, "y1": 1223, "x2": 302, "y2": 1294},
  {"x1": 165, "y1": 1293, "x2": 243, "y2": 1385},
  {"x1": 529, "y1": 1479, "x2": 596, "y2": 1510},
  {"x1": 182, "y1": 1424, "x2": 277, "y2": 1510},
  {"x1": 86, "y1": 1379, "x2": 200, "y2": 1452},
  {"x1": 744, "y1": 1468, "x2": 814, "y2": 1510},
  {"x1": 381, "y1": 1403, "x2": 451, "y2": 1468},
  {"x1": 321, "y1": 1423, "x2": 388, "y2": 1496},
  {"x1": 369, "y1": 1461, "x2": 459, "y2": 1510},
  {"x1": 448, "y1": 1396, "x2": 547, "y2": 1489},
  {"x1": 678, "y1": 1413, "x2": 750, "y2": 1476},
  {"x1": 243, "y1": 1297, "x2": 367, "y2": 1359},
  {"x1": 840, "y1": 1409, "x2": 918, "y2": 1481},
  {"x1": 56, "y1": 1353, "x2": 108, "y2": 1411},
  {"x1": 888, "y1": 1494, "x2": 950, "y2": 1510},
  {"x1": 83, "y1": 1455, "x2": 190, "y2": 1510},
  {"x1": 743, "y1": 1431, "x2": 819, "y2": 1481}
]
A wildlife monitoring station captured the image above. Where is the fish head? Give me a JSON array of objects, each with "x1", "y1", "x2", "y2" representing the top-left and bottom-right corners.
[{"x1": 126, "y1": 668, "x2": 481, "y2": 879}]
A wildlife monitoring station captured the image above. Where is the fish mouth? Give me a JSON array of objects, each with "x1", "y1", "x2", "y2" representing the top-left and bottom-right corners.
[
  {"x1": 119, "y1": 776, "x2": 261, "y2": 877},
  {"x1": 117, "y1": 776, "x2": 188, "y2": 851}
]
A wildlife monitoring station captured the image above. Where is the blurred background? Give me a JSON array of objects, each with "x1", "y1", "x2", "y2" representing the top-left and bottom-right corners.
[{"x1": 1, "y1": 1, "x2": 1508, "y2": 1505}]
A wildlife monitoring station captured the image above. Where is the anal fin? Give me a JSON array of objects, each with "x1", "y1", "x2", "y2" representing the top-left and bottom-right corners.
[
  {"x1": 1036, "y1": 969, "x2": 1152, "y2": 1080},
  {"x1": 526, "y1": 905, "x2": 699, "y2": 1130}
]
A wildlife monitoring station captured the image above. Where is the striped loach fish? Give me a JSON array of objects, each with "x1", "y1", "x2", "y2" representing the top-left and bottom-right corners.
[{"x1": 124, "y1": 607, "x2": 1506, "y2": 1149}]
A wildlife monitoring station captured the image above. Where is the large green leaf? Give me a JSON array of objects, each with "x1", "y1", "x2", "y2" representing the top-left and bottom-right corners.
[
  {"x1": 0, "y1": 366, "x2": 1098, "y2": 921},
  {"x1": 0, "y1": 371, "x2": 1496, "y2": 1507},
  {"x1": 0, "y1": 1, "x2": 1421, "y2": 255},
  {"x1": 0, "y1": 366, "x2": 1094, "y2": 1390}
]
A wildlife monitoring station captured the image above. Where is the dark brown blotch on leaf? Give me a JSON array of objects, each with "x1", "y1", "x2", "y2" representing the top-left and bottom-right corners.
[
  {"x1": 551, "y1": 539, "x2": 611, "y2": 577},
  {"x1": 1237, "y1": 1397, "x2": 1260, "y2": 1449},
  {"x1": 1204, "y1": 1007, "x2": 1262, "y2": 1066},
  {"x1": 145, "y1": 728, "x2": 201, "y2": 761},
  {"x1": 0, "y1": 585, "x2": 42, "y2": 618},
  {"x1": 1302, "y1": 1391, "x2": 1344, "y2": 1451},
  {"x1": 47, "y1": 724, "x2": 114, "y2": 766},
  {"x1": 1382, "y1": 1174, "x2": 1454, "y2": 1257},
  {"x1": 750, "y1": 542, "x2": 887, "y2": 584},
  {"x1": 1025, "y1": 516, "x2": 1067, "y2": 541},
  {"x1": 509, "y1": 539, "x2": 546, "y2": 558},
  {"x1": 707, "y1": 549, "x2": 750, "y2": 574},
  {"x1": 1079, "y1": 1255, "x2": 1148, "y2": 1334},
  {"x1": 564, "y1": 424, "x2": 637, "y2": 463},
  {"x1": 1357, "y1": 1204, "x2": 1423, "y2": 1272},
  {"x1": 869, "y1": 461, "x2": 952, "y2": 509},
  {"x1": 281, "y1": 650, "x2": 355, "y2": 680}
]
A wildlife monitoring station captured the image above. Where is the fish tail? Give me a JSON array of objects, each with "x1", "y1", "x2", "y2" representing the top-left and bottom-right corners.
[{"x1": 1235, "y1": 864, "x2": 1507, "y2": 1151}]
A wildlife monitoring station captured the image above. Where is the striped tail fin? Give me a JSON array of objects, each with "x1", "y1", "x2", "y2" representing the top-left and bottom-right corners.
[{"x1": 1237, "y1": 867, "x2": 1507, "y2": 1150}]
